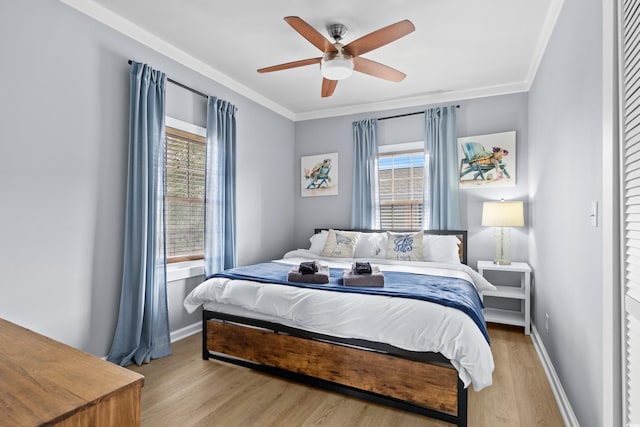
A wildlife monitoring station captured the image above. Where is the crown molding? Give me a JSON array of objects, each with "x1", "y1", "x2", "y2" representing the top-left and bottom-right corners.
[
  {"x1": 525, "y1": 0, "x2": 565, "y2": 90},
  {"x1": 294, "y1": 81, "x2": 529, "y2": 121}
]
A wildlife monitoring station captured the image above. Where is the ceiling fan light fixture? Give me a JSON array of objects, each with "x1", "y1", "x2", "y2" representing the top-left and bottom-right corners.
[
  {"x1": 321, "y1": 58, "x2": 354, "y2": 80},
  {"x1": 321, "y1": 46, "x2": 354, "y2": 80},
  {"x1": 260, "y1": 17, "x2": 415, "y2": 96}
]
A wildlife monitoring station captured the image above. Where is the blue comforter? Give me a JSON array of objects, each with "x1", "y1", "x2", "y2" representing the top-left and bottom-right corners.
[{"x1": 208, "y1": 262, "x2": 489, "y2": 343}]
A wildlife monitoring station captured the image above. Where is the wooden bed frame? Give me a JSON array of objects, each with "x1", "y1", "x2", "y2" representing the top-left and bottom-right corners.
[{"x1": 201, "y1": 229, "x2": 470, "y2": 426}]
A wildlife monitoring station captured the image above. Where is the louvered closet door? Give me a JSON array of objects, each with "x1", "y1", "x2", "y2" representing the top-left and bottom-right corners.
[{"x1": 622, "y1": 0, "x2": 640, "y2": 424}]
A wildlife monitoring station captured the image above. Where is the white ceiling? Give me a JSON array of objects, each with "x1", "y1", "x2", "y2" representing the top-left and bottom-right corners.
[{"x1": 63, "y1": 0, "x2": 562, "y2": 121}]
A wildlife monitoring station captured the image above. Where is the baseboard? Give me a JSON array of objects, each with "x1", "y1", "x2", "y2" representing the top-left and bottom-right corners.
[
  {"x1": 97, "y1": 322, "x2": 201, "y2": 360},
  {"x1": 530, "y1": 324, "x2": 580, "y2": 427},
  {"x1": 170, "y1": 321, "x2": 202, "y2": 343}
]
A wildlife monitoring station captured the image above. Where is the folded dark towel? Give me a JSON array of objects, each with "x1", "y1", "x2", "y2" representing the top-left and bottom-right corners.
[
  {"x1": 343, "y1": 266, "x2": 384, "y2": 287},
  {"x1": 354, "y1": 262, "x2": 372, "y2": 275},
  {"x1": 299, "y1": 261, "x2": 319, "y2": 274},
  {"x1": 288, "y1": 265, "x2": 329, "y2": 284}
]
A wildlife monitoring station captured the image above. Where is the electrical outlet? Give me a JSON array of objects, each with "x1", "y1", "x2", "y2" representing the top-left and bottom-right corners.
[{"x1": 545, "y1": 313, "x2": 550, "y2": 333}]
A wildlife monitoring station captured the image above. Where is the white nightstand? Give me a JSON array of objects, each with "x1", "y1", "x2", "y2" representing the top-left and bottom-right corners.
[{"x1": 477, "y1": 260, "x2": 531, "y2": 335}]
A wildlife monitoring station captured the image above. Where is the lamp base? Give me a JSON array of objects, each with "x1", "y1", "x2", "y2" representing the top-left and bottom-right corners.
[{"x1": 493, "y1": 227, "x2": 512, "y2": 265}]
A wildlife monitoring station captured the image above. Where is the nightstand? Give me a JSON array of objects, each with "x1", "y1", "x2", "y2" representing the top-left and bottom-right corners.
[{"x1": 477, "y1": 260, "x2": 531, "y2": 335}]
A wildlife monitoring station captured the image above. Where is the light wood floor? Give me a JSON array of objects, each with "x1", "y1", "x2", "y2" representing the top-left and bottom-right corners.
[{"x1": 129, "y1": 324, "x2": 564, "y2": 426}]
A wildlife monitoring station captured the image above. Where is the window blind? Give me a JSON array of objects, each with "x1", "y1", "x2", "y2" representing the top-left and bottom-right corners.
[
  {"x1": 378, "y1": 151, "x2": 425, "y2": 229},
  {"x1": 165, "y1": 127, "x2": 206, "y2": 261},
  {"x1": 621, "y1": 0, "x2": 640, "y2": 423}
]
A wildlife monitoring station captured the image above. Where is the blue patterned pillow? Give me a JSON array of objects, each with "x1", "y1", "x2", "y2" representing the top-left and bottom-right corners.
[
  {"x1": 385, "y1": 231, "x2": 423, "y2": 261},
  {"x1": 320, "y1": 229, "x2": 360, "y2": 258}
]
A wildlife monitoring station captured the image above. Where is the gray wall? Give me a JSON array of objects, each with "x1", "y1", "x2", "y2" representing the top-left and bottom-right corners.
[
  {"x1": 0, "y1": 4, "x2": 609, "y2": 423},
  {"x1": 528, "y1": 0, "x2": 603, "y2": 425},
  {"x1": 294, "y1": 93, "x2": 529, "y2": 268},
  {"x1": 0, "y1": 0, "x2": 295, "y2": 357}
]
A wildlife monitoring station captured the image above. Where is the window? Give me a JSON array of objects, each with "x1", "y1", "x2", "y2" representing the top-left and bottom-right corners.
[
  {"x1": 378, "y1": 149, "x2": 426, "y2": 230},
  {"x1": 164, "y1": 118, "x2": 206, "y2": 262}
]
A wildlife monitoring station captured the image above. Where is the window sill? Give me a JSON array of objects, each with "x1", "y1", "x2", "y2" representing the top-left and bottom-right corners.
[{"x1": 167, "y1": 259, "x2": 205, "y2": 282}]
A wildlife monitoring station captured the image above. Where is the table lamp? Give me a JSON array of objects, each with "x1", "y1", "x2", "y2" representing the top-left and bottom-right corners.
[{"x1": 481, "y1": 200, "x2": 524, "y2": 265}]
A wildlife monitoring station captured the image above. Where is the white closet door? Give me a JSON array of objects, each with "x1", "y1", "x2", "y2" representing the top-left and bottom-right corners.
[{"x1": 621, "y1": 0, "x2": 640, "y2": 424}]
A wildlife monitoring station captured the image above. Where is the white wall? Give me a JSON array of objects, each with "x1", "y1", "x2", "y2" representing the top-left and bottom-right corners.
[
  {"x1": 528, "y1": 0, "x2": 603, "y2": 424},
  {"x1": 0, "y1": 0, "x2": 295, "y2": 357},
  {"x1": 166, "y1": 266, "x2": 204, "y2": 337},
  {"x1": 294, "y1": 93, "x2": 529, "y2": 268}
]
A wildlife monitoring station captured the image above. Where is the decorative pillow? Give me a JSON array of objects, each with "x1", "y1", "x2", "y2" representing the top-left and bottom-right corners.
[
  {"x1": 308, "y1": 230, "x2": 329, "y2": 254},
  {"x1": 385, "y1": 231, "x2": 423, "y2": 261},
  {"x1": 320, "y1": 229, "x2": 360, "y2": 258},
  {"x1": 354, "y1": 232, "x2": 385, "y2": 258},
  {"x1": 423, "y1": 235, "x2": 461, "y2": 264},
  {"x1": 374, "y1": 232, "x2": 388, "y2": 258}
]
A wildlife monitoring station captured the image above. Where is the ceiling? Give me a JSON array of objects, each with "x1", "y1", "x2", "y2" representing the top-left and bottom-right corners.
[{"x1": 64, "y1": 0, "x2": 561, "y2": 120}]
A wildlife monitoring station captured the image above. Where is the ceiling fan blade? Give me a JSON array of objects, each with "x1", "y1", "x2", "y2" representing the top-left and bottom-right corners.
[
  {"x1": 321, "y1": 78, "x2": 338, "y2": 97},
  {"x1": 258, "y1": 57, "x2": 322, "y2": 73},
  {"x1": 353, "y1": 57, "x2": 406, "y2": 82},
  {"x1": 284, "y1": 16, "x2": 337, "y2": 53},
  {"x1": 344, "y1": 20, "x2": 415, "y2": 57}
]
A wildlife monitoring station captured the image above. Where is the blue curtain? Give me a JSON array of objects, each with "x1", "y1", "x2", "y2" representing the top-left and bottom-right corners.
[
  {"x1": 425, "y1": 105, "x2": 460, "y2": 230},
  {"x1": 107, "y1": 62, "x2": 171, "y2": 366},
  {"x1": 204, "y1": 97, "x2": 237, "y2": 277},
  {"x1": 351, "y1": 119, "x2": 380, "y2": 229}
]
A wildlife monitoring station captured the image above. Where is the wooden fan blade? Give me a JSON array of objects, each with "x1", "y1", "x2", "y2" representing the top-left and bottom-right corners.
[
  {"x1": 258, "y1": 57, "x2": 321, "y2": 73},
  {"x1": 284, "y1": 16, "x2": 337, "y2": 53},
  {"x1": 344, "y1": 20, "x2": 415, "y2": 57},
  {"x1": 353, "y1": 57, "x2": 406, "y2": 82},
  {"x1": 321, "y1": 78, "x2": 338, "y2": 97}
]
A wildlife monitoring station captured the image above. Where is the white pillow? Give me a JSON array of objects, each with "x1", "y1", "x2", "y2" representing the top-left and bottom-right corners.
[
  {"x1": 354, "y1": 232, "x2": 385, "y2": 258},
  {"x1": 320, "y1": 229, "x2": 361, "y2": 258},
  {"x1": 385, "y1": 231, "x2": 423, "y2": 261},
  {"x1": 423, "y1": 235, "x2": 461, "y2": 264},
  {"x1": 308, "y1": 230, "x2": 328, "y2": 254},
  {"x1": 375, "y1": 233, "x2": 388, "y2": 258}
]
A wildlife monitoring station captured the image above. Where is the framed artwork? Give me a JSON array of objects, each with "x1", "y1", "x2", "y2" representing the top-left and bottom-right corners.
[
  {"x1": 301, "y1": 152, "x2": 339, "y2": 197},
  {"x1": 457, "y1": 131, "x2": 516, "y2": 188}
]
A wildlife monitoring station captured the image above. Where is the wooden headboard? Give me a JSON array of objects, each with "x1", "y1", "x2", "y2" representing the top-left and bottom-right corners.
[{"x1": 313, "y1": 229, "x2": 468, "y2": 265}]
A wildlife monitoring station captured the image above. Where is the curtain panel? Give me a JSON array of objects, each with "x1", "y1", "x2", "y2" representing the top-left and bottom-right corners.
[
  {"x1": 204, "y1": 97, "x2": 237, "y2": 277},
  {"x1": 351, "y1": 118, "x2": 380, "y2": 229},
  {"x1": 107, "y1": 62, "x2": 171, "y2": 366},
  {"x1": 425, "y1": 106, "x2": 460, "y2": 230}
]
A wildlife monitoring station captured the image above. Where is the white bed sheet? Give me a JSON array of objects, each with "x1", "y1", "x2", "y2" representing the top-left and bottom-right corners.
[{"x1": 184, "y1": 250, "x2": 495, "y2": 390}]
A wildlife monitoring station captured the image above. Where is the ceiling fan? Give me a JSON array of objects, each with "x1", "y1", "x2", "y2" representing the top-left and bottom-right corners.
[{"x1": 257, "y1": 16, "x2": 415, "y2": 98}]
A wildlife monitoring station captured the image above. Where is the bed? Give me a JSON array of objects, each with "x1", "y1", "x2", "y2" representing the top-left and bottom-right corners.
[{"x1": 184, "y1": 229, "x2": 495, "y2": 426}]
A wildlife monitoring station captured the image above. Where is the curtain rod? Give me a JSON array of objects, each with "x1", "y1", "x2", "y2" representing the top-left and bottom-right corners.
[
  {"x1": 128, "y1": 60, "x2": 208, "y2": 99},
  {"x1": 377, "y1": 105, "x2": 460, "y2": 121}
]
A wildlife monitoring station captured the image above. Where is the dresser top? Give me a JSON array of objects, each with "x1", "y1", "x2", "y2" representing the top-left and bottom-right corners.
[{"x1": 0, "y1": 318, "x2": 144, "y2": 426}]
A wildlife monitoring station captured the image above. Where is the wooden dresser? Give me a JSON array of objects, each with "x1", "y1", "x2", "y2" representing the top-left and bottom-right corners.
[{"x1": 0, "y1": 318, "x2": 144, "y2": 427}]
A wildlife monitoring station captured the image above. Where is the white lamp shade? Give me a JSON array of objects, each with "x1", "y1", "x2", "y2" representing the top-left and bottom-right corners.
[
  {"x1": 321, "y1": 58, "x2": 354, "y2": 80},
  {"x1": 482, "y1": 201, "x2": 524, "y2": 227}
]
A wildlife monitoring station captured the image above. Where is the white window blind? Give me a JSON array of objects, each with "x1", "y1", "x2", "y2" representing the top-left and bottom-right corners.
[
  {"x1": 621, "y1": 0, "x2": 640, "y2": 423},
  {"x1": 165, "y1": 126, "x2": 206, "y2": 261},
  {"x1": 378, "y1": 151, "x2": 425, "y2": 229}
]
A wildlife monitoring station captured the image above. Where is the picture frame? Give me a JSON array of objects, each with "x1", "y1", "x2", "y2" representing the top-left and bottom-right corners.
[
  {"x1": 457, "y1": 131, "x2": 516, "y2": 188},
  {"x1": 301, "y1": 152, "x2": 339, "y2": 197}
]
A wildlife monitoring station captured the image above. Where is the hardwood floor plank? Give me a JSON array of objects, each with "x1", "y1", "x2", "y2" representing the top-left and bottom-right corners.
[
  {"x1": 468, "y1": 326, "x2": 519, "y2": 427},
  {"x1": 129, "y1": 324, "x2": 565, "y2": 427}
]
